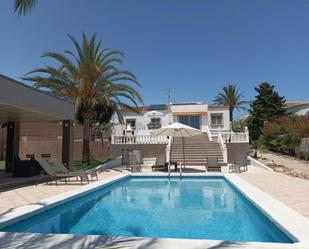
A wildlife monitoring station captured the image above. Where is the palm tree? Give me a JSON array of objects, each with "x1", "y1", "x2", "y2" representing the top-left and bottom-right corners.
[
  {"x1": 24, "y1": 33, "x2": 143, "y2": 165},
  {"x1": 14, "y1": 0, "x2": 37, "y2": 15},
  {"x1": 213, "y1": 84, "x2": 247, "y2": 122}
]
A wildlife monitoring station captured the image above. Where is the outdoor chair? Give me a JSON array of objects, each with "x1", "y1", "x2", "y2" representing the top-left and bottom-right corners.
[
  {"x1": 51, "y1": 158, "x2": 98, "y2": 181},
  {"x1": 128, "y1": 153, "x2": 142, "y2": 172},
  {"x1": 152, "y1": 156, "x2": 167, "y2": 171},
  {"x1": 206, "y1": 156, "x2": 222, "y2": 172},
  {"x1": 13, "y1": 157, "x2": 41, "y2": 177},
  {"x1": 230, "y1": 153, "x2": 248, "y2": 173},
  {"x1": 36, "y1": 159, "x2": 89, "y2": 186}
]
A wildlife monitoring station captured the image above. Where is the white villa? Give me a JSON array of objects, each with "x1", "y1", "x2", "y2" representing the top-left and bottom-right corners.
[
  {"x1": 111, "y1": 102, "x2": 242, "y2": 145},
  {"x1": 285, "y1": 101, "x2": 309, "y2": 116}
]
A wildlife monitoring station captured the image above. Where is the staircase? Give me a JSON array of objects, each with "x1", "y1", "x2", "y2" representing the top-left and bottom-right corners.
[{"x1": 170, "y1": 133, "x2": 224, "y2": 166}]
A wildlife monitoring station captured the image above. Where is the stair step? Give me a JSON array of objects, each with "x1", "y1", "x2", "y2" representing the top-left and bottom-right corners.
[
  {"x1": 170, "y1": 135, "x2": 224, "y2": 165},
  {"x1": 171, "y1": 151, "x2": 222, "y2": 153},
  {"x1": 172, "y1": 145, "x2": 219, "y2": 147},
  {"x1": 171, "y1": 155, "x2": 222, "y2": 157}
]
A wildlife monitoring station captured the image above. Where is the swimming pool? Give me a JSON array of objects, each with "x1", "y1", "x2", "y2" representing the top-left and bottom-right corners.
[{"x1": 1, "y1": 176, "x2": 293, "y2": 243}]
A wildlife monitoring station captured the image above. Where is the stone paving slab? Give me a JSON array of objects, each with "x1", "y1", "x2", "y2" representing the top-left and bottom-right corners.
[
  {"x1": 239, "y1": 165, "x2": 309, "y2": 219},
  {"x1": 1, "y1": 166, "x2": 309, "y2": 248},
  {"x1": 0, "y1": 232, "x2": 296, "y2": 249},
  {"x1": 0, "y1": 169, "x2": 122, "y2": 215},
  {"x1": 1, "y1": 165, "x2": 309, "y2": 221}
]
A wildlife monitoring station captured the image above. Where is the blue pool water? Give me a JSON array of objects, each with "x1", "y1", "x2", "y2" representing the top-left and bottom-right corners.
[{"x1": 2, "y1": 176, "x2": 293, "y2": 243}]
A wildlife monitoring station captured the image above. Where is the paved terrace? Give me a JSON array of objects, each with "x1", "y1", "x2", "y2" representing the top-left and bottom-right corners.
[{"x1": 1, "y1": 165, "x2": 309, "y2": 219}]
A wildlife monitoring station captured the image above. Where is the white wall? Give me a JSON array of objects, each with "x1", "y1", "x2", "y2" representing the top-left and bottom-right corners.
[
  {"x1": 287, "y1": 104, "x2": 309, "y2": 116},
  {"x1": 200, "y1": 114, "x2": 208, "y2": 132},
  {"x1": 208, "y1": 106, "x2": 230, "y2": 131},
  {"x1": 112, "y1": 110, "x2": 172, "y2": 136},
  {"x1": 170, "y1": 103, "x2": 208, "y2": 112},
  {"x1": 112, "y1": 104, "x2": 230, "y2": 135}
]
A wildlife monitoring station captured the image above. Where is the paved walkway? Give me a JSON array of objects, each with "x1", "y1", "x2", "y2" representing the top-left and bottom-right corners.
[
  {"x1": 0, "y1": 169, "x2": 122, "y2": 215},
  {"x1": 260, "y1": 152, "x2": 309, "y2": 175},
  {"x1": 1, "y1": 165, "x2": 309, "y2": 221},
  {"x1": 239, "y1": 165, "x2": 309, "y2": 218}
]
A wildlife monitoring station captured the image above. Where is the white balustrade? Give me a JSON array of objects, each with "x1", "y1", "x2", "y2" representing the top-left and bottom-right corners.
[
  {"x1": 205, "y1": 125, "x2": 213, "y2": 141},
  {"x1": 219, "y1": 127, "x2": 249, "y2": 143},
  {"x1": 217, "y1": 130, "x2": 228, "y2": 163},
  {"x1": 112, "y1": 135, "x2": 168, "y2": 144}
]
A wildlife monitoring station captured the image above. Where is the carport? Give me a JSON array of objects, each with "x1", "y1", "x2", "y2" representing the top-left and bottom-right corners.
[{"x1": 0, "y1": 74, "x2": 75, "y2": 173}]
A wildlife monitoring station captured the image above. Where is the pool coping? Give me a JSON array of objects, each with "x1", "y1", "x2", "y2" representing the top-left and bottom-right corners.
[{"x1": 0, "y1": 172, "x2": 309, "y2": 249}]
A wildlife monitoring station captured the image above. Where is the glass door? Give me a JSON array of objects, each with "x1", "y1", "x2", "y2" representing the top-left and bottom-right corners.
[{"x1": 178, "y1": 115, "x2": 200, "y2": 129}]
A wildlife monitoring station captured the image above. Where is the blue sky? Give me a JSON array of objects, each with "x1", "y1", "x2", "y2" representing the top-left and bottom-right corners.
[{"x1": 1, "y1": 0, "x2": 309, "y2": 117}]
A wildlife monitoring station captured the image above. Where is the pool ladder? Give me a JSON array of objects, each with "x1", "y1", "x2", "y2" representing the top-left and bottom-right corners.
[{"x1": 168, "y1": 162, "x2": 183, "y2": 178}]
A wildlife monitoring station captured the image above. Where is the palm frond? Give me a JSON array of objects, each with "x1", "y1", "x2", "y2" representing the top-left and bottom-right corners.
[
  {"x1": 24, "y1": 32, "x2": 143, "y2": 118},
  {"x1": 213, "y1": 84, "x2": 247, "y2": 121},
  {"x1": 14, "y1": 0, "x2": 36, "y2": 15}
]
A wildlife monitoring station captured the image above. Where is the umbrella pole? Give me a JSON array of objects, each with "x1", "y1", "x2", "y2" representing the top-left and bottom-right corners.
[{"x1": 182, "y1": 137, "x2": 185, "y2": 169}]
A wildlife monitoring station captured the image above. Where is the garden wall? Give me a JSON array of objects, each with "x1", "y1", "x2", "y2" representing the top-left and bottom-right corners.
[
  {"x1": 226, "y1": 143, "x2": 249, "y2": 164},
  {"x1": 296, "y1": 138, "x2": 309, "y2": 154},
  {"x1": 110, "y1": 144, "x2": 166, "y2": 159},
  {"x1": 19, "y1": 139, "x2": 109, "y2": 161}
]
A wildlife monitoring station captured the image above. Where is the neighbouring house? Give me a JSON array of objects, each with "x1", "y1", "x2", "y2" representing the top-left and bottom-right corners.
[
  {"x1": 110, "y1": 102, "x2": 249, "y2": 166},
  {"x1": 285, "y1": 101, "x2": 309, "y2": 116},
  {"x1": 284, "y1": 101, "x2": 309, "y2": 157}
]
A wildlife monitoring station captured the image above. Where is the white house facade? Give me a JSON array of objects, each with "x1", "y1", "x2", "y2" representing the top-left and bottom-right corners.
[{"x1": 111, "y1": 102, "x2": 232, "y2": 144}]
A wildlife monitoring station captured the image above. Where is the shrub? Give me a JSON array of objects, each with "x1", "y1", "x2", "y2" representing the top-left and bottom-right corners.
[
  {"x1": 261, "y1": 115, "x2": 309, "y2": 155},
  {"x1": 297, "y1": 151, "x2": 306, "y2": 160}
]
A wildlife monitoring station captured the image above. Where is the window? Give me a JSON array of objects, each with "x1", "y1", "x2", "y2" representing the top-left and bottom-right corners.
[
  {"x1": 211, "y1": 114, "x2": 223, "y2": 126},
  {"x1": 178, "y1": 115, "x2": 200, "y2": 129},
  {"x1": 126, "y1": 119, "x2": 136, "y2": 129},
  {"x1": 148, "y1": 118, "x2": 161, "y2": 129}
]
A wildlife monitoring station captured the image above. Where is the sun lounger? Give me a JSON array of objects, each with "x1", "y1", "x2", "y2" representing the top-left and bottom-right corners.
[
  {"x1": 152, "y1": 156, "x2": 167, "y2": 171},
  {"x1": 206, "y1": 156, "x2": 222, "y2": 172},
  {"x1": 51, "y1": 159, "x2": 99, "y2": 181},
  {"x1": 36, "y1": 159, "x2": 89, "y2": 185}
]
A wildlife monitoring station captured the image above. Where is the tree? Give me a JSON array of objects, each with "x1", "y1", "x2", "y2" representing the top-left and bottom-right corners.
[
  {"x1": 248, "y1": 82, "x2": 286, "y2": 141},
  {"x1": 76, "y1": 103, "x2": 114, "y2": 131},
  {"x1": 24, "y1": 33, "x2": 143, "y2": 165},
  {"x1": 14, "y1": 0, "x2": 37, "y2": 15},
  {"x1": 232, "y1": 116, "x2": 248, "y2": 132},
  {"x1": 213, "y1": 84, "x2": 247, "y2": 122}
]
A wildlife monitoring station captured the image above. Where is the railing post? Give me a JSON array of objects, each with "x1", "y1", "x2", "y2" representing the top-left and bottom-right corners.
[
  {"x1": 218, "y1": 131, "x2": 228, "y2": 164},
  {"x1": 205, "y1": 125, "x2": 212, "y2": 141},
  {"x1": 166, "y1": 136, "x2": 172, "y2": 164},
  {"x1": 168, "y1": 162, "x2": 171, "y2": 178},
  {"x1": 180, "y1": 162, "x2": 182, "y2": 177},
  {"x1": 245, "y1": 126, "x2": 249, "y2": 143}
]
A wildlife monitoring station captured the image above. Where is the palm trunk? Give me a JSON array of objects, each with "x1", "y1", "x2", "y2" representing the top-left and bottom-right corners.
[
  {"x1": 82, "y1": 116, "x2": 91, "y2": 165},
  {"x1": 229, "y1": 108, "x2": 233, "y2": 122}
]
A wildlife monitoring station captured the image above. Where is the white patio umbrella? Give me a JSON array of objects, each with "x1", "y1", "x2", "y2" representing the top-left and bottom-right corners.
[{"x1": 151, "y1": 122, "x2": 203, "y2": 170}]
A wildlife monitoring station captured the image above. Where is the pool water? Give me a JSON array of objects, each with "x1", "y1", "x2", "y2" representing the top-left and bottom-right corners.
[{"x1": 2, "y1": 176, "x2": 293, "y2": 243}]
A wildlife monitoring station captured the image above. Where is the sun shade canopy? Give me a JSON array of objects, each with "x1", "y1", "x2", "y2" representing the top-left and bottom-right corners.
[{"x1": 151, "y1": 122, "x2": 202, "y2": 137}]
